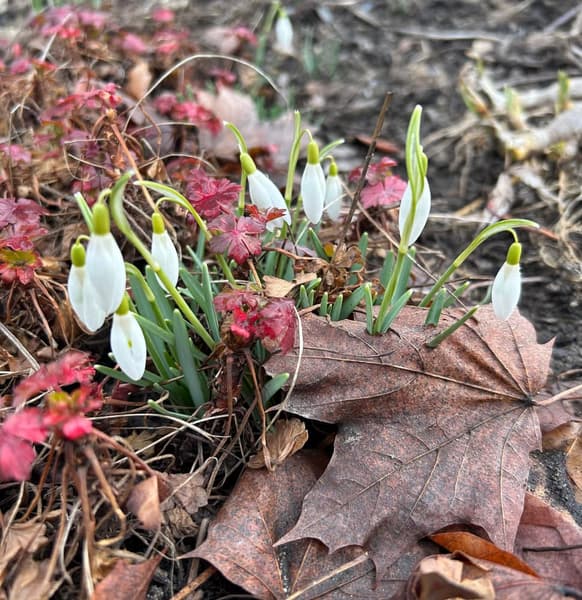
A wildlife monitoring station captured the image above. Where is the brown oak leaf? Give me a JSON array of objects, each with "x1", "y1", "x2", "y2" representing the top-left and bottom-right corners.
[{"x1": 267, "y1": 306, "x2": 552, "y2": 578}]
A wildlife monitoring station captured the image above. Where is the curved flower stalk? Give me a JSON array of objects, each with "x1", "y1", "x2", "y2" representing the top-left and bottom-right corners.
[
  {"x1": 492, "y1": 241, "x2": 522, "y2": 320},
  {"x1": 151, "y1": 212, "x2": 179, "y2": 291},
  {"x1": 85, "y1": 202, "x2": 126, "y2": 315},
  {"x1": 301, "y1": 140, "x2": 325, "y2": 224},
  {"x1": 67, "y1": 240, "x2": 106, "y2": 332},
  {"x1": 241, "y1": 152, "x2": 290, "y2": 230},
  {"x1": 274, "y1": 7, "x2": 294, "y2": 55},
  {"x1": 110, "y1": 295, "x2": 147, "y2": 381},
  {"x1": 324, "y1": 160, "x2": 343, "y2": 221}
]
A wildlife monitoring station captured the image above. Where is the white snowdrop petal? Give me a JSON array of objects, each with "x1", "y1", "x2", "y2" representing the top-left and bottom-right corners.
[
  {"x1": 248, "y1": 170, "x2": 290, "y2": 230},
  {"x1": 275, "y1": 14, "x2": 294, "y2": 54},
  {"x1": 67, "y1": 265, "x2": 106, "y2": 332},
  {"x1": 301, "y1": 163, "x2": 325, "y2": 224},
  {"x1": 398, "y1": 178, "x2": 431, "y2": 246},
  {"x1": 492, "y1": 262, "x2": 521, "y2": 320},
  {"x1": 151, "y1": 230, "x2": 180, "y2": 290},
  {"x1": 111, "y1": 312, "x2": 147, "y2": 381},
  {"x1": 324, "y1": 174, "x2": 343, "y2": 221},
  {"x1": 86, "y1": 233, "x2": 126, "y2": 315}
]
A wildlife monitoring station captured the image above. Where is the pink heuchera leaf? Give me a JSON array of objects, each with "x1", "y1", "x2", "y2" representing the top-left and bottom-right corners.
[
  {"x1": 13, "y1": 351, "x2": 95, "y2": 406},
  {"x1": 214, "y1": 291, "x2": 296, "y2": 354},
  {"x1": 185, "y1": 169, "x2": 241, "y2": 219},
  {"x1": 0, "y1": 198, "x2": 47, "y2": 233},
  {"x1": 122, "y1": 33, "x2": 148, "y2": 54},
  {"x1": 60, "y1": 415, "x2": 94, "y2": 440},
  {"x1": 0, "y1": 235, "x2": 42, "y2": 285},
  {"x1": 0, "y1": 144, "x2": 32, "y2": 164},
  {"x1": 3, "y1": 408, "x2": 47, "y2": 443},
  {"x1": 255, "y1": 298, "x2": 296, "y2": 354},
  {"x1": 0, "y1": 433, "x2": 36, "y2": 482},
  {"x1": 208, "y1": 213, "x2": 265, "y2": 265},
  {"x1": 360, "y1": 175, "x2": 407, "y2": 209},
  {"x1": 77, "y1": 9, "x2": 108, "y2": 29},
  {"x1": 152, "y1": 7, "x2": 175, "y2": 23},
  {"x1": 349, "y1": 157, "x2": 398, "y2": 185}
]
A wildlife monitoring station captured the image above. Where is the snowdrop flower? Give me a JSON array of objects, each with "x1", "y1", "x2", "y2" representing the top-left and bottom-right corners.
[
  {"x1": 85, "y1": 203, "x2": 126, "y2": 315},
  {"x1": 492, "y1": 241, "x2": 522, "y2": 320},
  {"x1": 274, "y1": 8, "x2": 294, "y2": 55},
  {"x1": 324, "y1": 160, "x2": 343, "y2": 221},
  {"x1": 241, "y1": 152, "x2": 290, "y2": 230},
  {"x1": 398, "y1": 177, "x2": 431, "y2": 247},
  {"x1": 110, "y1": 295, "x2": 146, "y2": 381},
  {"x1": 301, "y1": 140, "x2": 326, "y2": 224},
  {"x1": 151, "y1": 212, "x2": 179, "y2": 291},
  {"x1": 67, "y1": 241, "x2": 106, "y2": 332}
]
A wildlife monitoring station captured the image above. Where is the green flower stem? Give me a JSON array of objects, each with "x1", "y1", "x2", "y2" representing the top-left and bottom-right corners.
[
  {"x1": 137, "y1": 180, "x2": 237, "y2": 287},
  {"x1": 110, "y1": 173, "x2": 215, "y2": 349},
  {"x1": 285, "y1": 111, "x2": 304, "y2": 205},
  {"x1": 419, "y1": 218, "x2": 539, "y2": 308},
  {"x1": 74, "y1": 192, "x2": 96, "y2": 233},
  {"x1": 224, "y1": 122, "x2": 249, "y2": 215},
  {"x1": 374, "y1": 247, "x2": 408, "y2": 334}
]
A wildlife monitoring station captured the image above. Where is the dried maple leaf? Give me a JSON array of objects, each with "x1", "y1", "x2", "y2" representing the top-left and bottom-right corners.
[
  {"x1": 267, "y1": 306, "x2": 552, "y2": 578},
  {"x1": 188, "y1": 451, "x2": 429, "y2": 599},
  {"x1": 514, "y1": 493, "x2": 582, "y2": 588}
]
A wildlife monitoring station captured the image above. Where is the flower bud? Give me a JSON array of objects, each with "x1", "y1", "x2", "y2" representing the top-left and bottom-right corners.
[{"x1": 492, "y1": 242, "x2": 522, "y2": 320}]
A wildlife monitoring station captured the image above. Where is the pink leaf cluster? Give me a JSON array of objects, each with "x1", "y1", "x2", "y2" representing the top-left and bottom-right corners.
[
  {"x1": 0, "y1": 352, "x2": 102, "y2": 482},
  {"x1": 214, "y1": 291, "x2": 296, "y2": 354},
  {"x1": 209, "y1": 213, "x2": 265, "y2": 265},
  {"x1": 349, "y1": 157, "x2": 407, "y2": 209},
  {"x1": 184, "y1": 168, "x2": 241, "y2": 219},
  {"x1": 153, "y1": 94, "x2": 221, "y2": 133}
]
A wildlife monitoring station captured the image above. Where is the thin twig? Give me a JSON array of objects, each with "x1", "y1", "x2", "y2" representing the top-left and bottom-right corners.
[{"x1": 337, "y1": 92, "x2": 393, "y2": 248}]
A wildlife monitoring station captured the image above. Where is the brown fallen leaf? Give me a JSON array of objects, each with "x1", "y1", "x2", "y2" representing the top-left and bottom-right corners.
[
  {"x1": 188, "y1": 451, "x2": 427, "y2": 599},
  {"x1": 0, "y1": 520, "x2": 48, "y2": 587},
  {"x1": 126, "y1": 475, "x2": 163, "y2": 531},
  {"x1": 566, "y1": 435, "x2": 582, "y2": 502},
  {"x1": 267, "y1": 306, "x2": 552, "y2": 578},
  {"x1": 514, "y1": 493, "x2": 582, "y2": 588},
  {"x1": 248, "y1": 418, "x2": 308, "y2": 470},
  {"x1": 7, "y1": 556, "x2": 51, "y2": 600},
  {"x1": 91, "y1": 555, "x2": 161, "y2": 600},
  {"x1": 263, "y1": 273, "x2": 317, "y2": 299},
  {"x1": 407, "y1": 553, "x2": 495, "y2": 600},
  {"x1": 429, "y1": 531, "x2": 538, "y2": 577},
  {"x1": 125, "y1": 60, "x2": 152, "y2": 100},
  {"x1": 407, "y1": 552, "x2": 573, "y2": 600}
]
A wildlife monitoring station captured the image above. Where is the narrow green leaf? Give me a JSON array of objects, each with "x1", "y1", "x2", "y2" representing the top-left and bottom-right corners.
[
  {"x1": 443, "y1": 282, "x2": 471, "y2": 308},
  {"x1": 308, "y1": 228, "x2": 329, "y2": 260},
  {"x1": 340, "y1": 285, "x2": 366, "y2": 319},
  {"x1": 424, "y1": 288, "x2": 447, "y2": 326},
  {"x1": 330, "y1": 294, "x2": 343, "y2": 321},
  {"x1": 262, "y1": 373, "x2": 290, "y2": 405},
  {"x1": 377, "y1": 289, "x2": 413, "y2": 334},
  {"x1": 427, "y1": 306, "x2": 479, "y2": 348},
  {"x1": 364, "y1": 283, "x2": 374, "y2": 334},
  {"x1": 172, "y1": 309, "x2": 208, "y2": 408},
  {"x1": 319, "y1": 291, "x2": 329, "y2": 316}
]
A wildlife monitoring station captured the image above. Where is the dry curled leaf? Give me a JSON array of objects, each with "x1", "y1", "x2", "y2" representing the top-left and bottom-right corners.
[
  {"x1": 514, "y1": 493, "x2": 582, "y2": 587},
  {"x1": 0, "y1": 520, "x2": 48, "y2": 588},
  {"x1": 408, "y1": 551, "x2": 573, "y2": 600},
  {"x1": 126, "y1": 475, "x2": 163, "y2": 531},
  {"x1": 566, "y1": 436, "x2": 582, "y2": 502},
  {"x1": 248, "y1": 418, "x2": 308, "y2": 470},
  {"x1": 91, "y1": 555, "x2": 161, "y2": 600},
  {"x1": 267, "y1": 306, "x2": 552, "y2": 578}
]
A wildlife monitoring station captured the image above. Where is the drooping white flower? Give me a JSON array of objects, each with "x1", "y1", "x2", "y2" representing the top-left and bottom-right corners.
[
  {"x1": 274, "y1": 9, "x2": 294, "y2": 55},
  {"x1": 241, "y1": 152, "x2": 290, "y2": 230},
  {"x1": 301, "y1": 140, "x2": 325, "y2": 224},
  {"x1": 110, "y1": 296, "x2": 147, "y2": 381},
  {"x1": 67, "y1": 241, "x2": 106, "y2": 332},
  {"x1": 324, "y1": 161, "x2": 343, "y2": 221},
  {"x1": 398, "y1": 177, "x2": 431, "y2": 247},
  {"x1": 85, "y1": 203, "x2": 126, "y2": 315},
  {"x1": 492, "y1": 242, "x2": 522, "y2": 320},
  {"x1": 151, "y1": 212, "x2": 179, "y2": 291}
]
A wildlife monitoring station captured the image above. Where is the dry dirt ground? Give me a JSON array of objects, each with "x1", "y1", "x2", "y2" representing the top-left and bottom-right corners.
[{"x1": 1, "y1": 1, "x2": 581, "y2": 598}]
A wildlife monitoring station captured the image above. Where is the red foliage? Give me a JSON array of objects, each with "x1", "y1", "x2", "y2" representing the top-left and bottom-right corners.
[
  {"x1": 184, "y1": 169, "x2": 241, "y2": 219},
  {"x1": 0, "y1": 236, "x2": 42, "y2": 285},
  {"x1": 209, "y1": 213, "x2": 265, "y2": 265}
]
